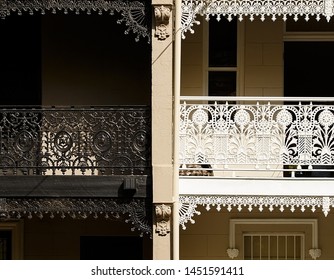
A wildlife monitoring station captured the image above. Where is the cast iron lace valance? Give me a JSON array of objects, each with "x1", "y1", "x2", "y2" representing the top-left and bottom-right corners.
[{"x1": 0, "y1": 0, "x2": 150, "y2": 42}]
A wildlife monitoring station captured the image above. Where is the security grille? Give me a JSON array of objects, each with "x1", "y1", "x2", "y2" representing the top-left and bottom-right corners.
[{"x1": 243, "y1": 233, "x2": 304, "y2": 260}]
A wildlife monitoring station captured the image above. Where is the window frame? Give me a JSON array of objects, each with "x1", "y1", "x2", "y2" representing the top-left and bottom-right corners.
[
  {"x1": 0, "y1": 220, "x2": 24, "y2": 260},
  {"x1": 203, "y1": 18, "x2": 245, "y2": 97},
  {"x1": 228, "y1": 219, "x2": 319, "y2": 260}
]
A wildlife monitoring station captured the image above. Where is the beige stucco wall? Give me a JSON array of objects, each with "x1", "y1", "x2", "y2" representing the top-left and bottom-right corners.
[
  {"x1": 181, "y1": 21, "x2": 204, "y2": 97},
  {"x1": 181, "y1": 18, "x2": 284, "y2": 97},
  {"x1": 244, "y1": 20, "x2": 284, "y2": 97},
  {"x1": 180, "y1": 207, "x2": 334, "y2": 260},
  {"x1": 41, "y1": 14, "x2": 151, "y2": 106}
]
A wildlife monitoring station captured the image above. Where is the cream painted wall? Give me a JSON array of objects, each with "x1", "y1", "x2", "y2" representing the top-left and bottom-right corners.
[
  {"x1": 41, "y1": 14, "x2": 151, "y2": 106},
  {"x1": 244, "y1": 19, "x2": 284, "y2": 97},
  {"x1": 181, "y1": 18, "x2": 284, "y2": 97},
  {"x1": 180, "y1": 207, "x2": 334, "y2": 260},
  {"x1": 181, "y1": 20, "x2": 204, "y2": 97}
]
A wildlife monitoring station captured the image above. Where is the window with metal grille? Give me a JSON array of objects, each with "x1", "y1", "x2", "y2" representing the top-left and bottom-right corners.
[
  {"x1": 243, "y1": 232, "x2": 304, "y2": 260},
  {"x1": 228, "y1": 219, "x2": 320, "y2": 260}
]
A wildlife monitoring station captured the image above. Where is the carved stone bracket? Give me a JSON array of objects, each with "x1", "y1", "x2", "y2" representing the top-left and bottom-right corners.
[
  {"x1": 153, "y1": 5, "x2": 172, "y2": 40},
  {"x1": 155, "y1": 204, "x2": 172, "y2": 236},
  {"x1": 0, "y1": 197, "x2": 152, "y2": 237}
]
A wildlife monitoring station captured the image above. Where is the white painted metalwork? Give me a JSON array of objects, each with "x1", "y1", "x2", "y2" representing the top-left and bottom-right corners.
[
  {"x1": 243, "y1": 233, "x2": 304, "y2": 260},
  {"x1": 181, "y1": 0, "x2": 334, "y2": 38},
  {"x1": 180, "y1": 97, "x2": 334, "y2": 176},
  {"x1": 179, "y1": 195, "x2": 334, "y2": 229}
]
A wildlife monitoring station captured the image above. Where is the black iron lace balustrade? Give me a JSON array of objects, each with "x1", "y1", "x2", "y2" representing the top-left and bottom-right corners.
[{"x1": 0, "y1": 107, "x2": 151, "y2": 175}]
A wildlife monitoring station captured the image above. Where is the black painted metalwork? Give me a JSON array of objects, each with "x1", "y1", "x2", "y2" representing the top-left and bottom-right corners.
[
  {"x1": 0, "y1": 106, "x2": 151, "y2": 176},
  {"x1": 0, "y1": 197, "x2": 152, "y2": 236},
  {"x1": 0, "y1": 0, "x2": 150, "y2": 42}
]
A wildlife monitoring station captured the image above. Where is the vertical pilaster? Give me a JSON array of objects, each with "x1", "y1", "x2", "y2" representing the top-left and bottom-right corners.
[{"x1": 151, "y1": 0, "x2": 175, "y2": 259}]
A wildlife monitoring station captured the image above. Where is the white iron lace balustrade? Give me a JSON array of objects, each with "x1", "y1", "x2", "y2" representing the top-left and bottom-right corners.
[
  {"x1": 0, "y1": 106, "x2": 150, "y2": 175},
  {"x1": 181, "y1": 0, "x2": 333, "y2": 38},
  {"x1": 179, "y1": 96, "x2": 334, "y2": 177}
]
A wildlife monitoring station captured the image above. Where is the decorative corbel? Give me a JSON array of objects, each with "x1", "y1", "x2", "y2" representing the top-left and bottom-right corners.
[
  {"x1": 309, "y1": 248, "x2": 322, "y2": 260},
  {"x1": 154, "y1": 5, "x2": 172, "y2": 40},
  {"x1": 226, "y1": 248, "x2": 239, "y2": 259},
  {"x1": 155, "y1": 204, "x2": 172, "y2": 236}
]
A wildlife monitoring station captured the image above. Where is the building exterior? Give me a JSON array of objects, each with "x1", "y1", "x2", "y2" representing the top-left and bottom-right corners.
[
  {"x1": 0, "y1": 1, "x2": 153, "y2": 260},
  {"x1": 178, "y1": 0, "x2": 334, "y2": 260},
  {"x1": 2, "y1": 0, "x2": 334, "y2": 260}
]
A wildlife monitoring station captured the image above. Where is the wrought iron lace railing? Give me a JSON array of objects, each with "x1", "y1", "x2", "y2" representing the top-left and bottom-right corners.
[
  {"x1": 0, "y1": 106, "x2": 150, "y2": 175},
  {"x1": 180, "y1": 96, "x2": 334, "y2": 177}
]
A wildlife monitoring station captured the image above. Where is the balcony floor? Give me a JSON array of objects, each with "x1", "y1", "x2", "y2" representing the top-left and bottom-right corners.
[{"x1": 179, "y1": 176, "x2": 334, "y2": 196}]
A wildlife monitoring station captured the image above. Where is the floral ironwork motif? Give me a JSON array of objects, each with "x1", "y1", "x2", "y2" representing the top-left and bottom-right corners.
[
  {"x1": 180, "y1": 101, "x2": 334, "y2": 171},
  {"x1": 0, "y1": 198, "x2": 151, "y2": 236},
  {"x1": 181, "y1": 0, "x2": 328, "y2": 38},
  {"x1": 0, "y1": 0, "x2": 150, "y2": 42},
  {"x1": 0, "y1": 107, "x2": 150, "y2": 175},
  {"x1": 179, "y1": 195, "x2": 334, "y2": 229}
]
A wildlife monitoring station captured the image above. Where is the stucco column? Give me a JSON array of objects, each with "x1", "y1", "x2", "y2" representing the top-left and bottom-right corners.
[{"x1": 151, "y1": 0, "x2": 176, "y2": 259}]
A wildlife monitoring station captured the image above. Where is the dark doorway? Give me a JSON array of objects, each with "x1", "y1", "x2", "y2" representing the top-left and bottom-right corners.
[
  {"x1": 0, "y1": 14, "x2": 42, "y2": 106},
  {"x1": 284, "y1": 41, "x2": 334, "y2": 177},
  {"x1": 284, "y1": 41, "x2": 334, "y2": 98},
  {"x1": 80, "y1": 236, "x2": 143, "y2": 260},
  {"x1": 0, "y1": 230, "x2": 12, "y2": 260}
]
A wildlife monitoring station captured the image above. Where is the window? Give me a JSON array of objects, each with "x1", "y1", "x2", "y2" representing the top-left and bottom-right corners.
[
  {"x1": 243, "y1": 232, "x2": 304, "y2": 260},
  {"x1": 80, "y1": 236, "x2": 143, "y2": 260},
  {"x1": 228, "y1": 219, "x2": 320, "y2": 260},
  {"x1": 0, "y1": 230, "x2": 12, "y2": 260},
  {"x1": 205, "y1": 17, "x2": 243, "y2": 97},
  {"x1": 0, "y1": 221, "x2": 23, "y2": 260}
]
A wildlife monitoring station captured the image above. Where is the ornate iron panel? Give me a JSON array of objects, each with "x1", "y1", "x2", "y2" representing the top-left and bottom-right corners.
[
  {"x1": 180, "y1": 100, "x2": 334, "y2": 171},
  {"x1": 0, "y1": 106, "x2": 151, "y2": 176}
]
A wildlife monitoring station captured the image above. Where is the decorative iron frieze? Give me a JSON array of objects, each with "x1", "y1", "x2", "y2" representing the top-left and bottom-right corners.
[
  {"x1": 0, "y1": 0, "x2": 150, "y2": 42},
  {"x1": 155, "y1": 204, "x2": 172, "y2": 236},
  {"x1": 0, "y1": 107, "x2": 151, "y2": 176},
  {"x1": 153, "y1": 5, "x2": 171, "y2": 40},
  {"x1": 179, "y1": 195, "x2": 334, "y2": 229},
  {"x1": 181, "y1": 0, "x2": 327, "y2": 38},
  {"x1": 0, "y1": 197, "x2": 152, "y2": 236}
]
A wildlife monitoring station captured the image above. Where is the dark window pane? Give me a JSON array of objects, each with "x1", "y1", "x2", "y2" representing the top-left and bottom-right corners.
[
  {"x1": 0, "y1": 231, "x2": 12, "y2": 260},
  {"x1": 80, "y1": 236, "x2": 143, "y2": 260},
  {"x1": 209, "y1": 71, "x2": 236, "y2": 96},
  {"x1": 284, "y1": 42, "x2": 334, "y2": 98},
  {"x1": 209, "y1": 18, "x2": 237, "y2": 67},
  {"x1": 0, "y1": 14, "x2": 41, "y2": 106}
]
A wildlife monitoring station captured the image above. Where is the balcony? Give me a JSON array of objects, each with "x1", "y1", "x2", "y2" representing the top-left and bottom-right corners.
[
  {"x1": 179, "y1": 96, "x2": 334, "y2": 197},
  {"x1": 0, "y1": 106, "x2": 151, "y2": 198}
]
